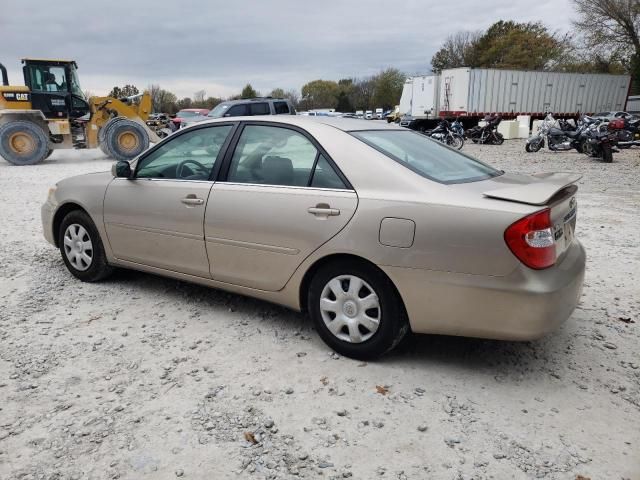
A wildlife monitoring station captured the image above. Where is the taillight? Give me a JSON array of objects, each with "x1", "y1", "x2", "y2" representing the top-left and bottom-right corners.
[{"x1": 504, "y1": 209, "x2": 556, "y2": 269}]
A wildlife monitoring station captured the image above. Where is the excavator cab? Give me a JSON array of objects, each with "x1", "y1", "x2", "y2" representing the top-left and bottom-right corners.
[{"x1": 21, "y1": 59, "x2": 91, "y2": 119}]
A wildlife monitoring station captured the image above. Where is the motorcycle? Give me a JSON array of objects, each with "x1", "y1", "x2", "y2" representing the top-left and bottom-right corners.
[
  {"x1": 609, "y1": 115, "x2": 640, "y2": 148},
  {"x1": 579, "y1": 119, "x2": 616, "y2": 163},
  {"x1": 466, "y1": 115, "x2": 504, "y2": 144},
  {"x1": 525, "y1": 113, "x2": 584, "y2": 152},
  {"x1": 424, "y1": 119, "x2": 464, "y2": 149},
  {"x1": 450, "y1": 118, "x2": 465, "y2": 138}
]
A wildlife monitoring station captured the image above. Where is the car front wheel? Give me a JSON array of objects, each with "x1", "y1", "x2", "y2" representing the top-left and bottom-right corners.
[
  {"x1": 308, "y1": 260, "x2": 408, "y2": 359},
  {"x1": 58, "y1": 210, "x2": 113, "y2": 282}
]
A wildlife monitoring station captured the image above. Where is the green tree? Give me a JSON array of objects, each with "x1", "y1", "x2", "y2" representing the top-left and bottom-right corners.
[
  {"x1": 335, "y1": 91, "x2": 353, "y2": 112},
  {"x1": 148, "y1": 84, "x2": 178, "y2": 113},
  {"x1": 204, "y1": 96, "x2": 223, "y2": 109},
  {"x1": 300, "y1": 79, "x2": 340, "y2": 109},
  {"x1": 474, "y1": 21, "x2": 566, "y2": 70},
  {"x1": 431, "y1": 21, "x2": 567, "y2": 72},
  {"x1": 108, "y1": 84, "x2": 139, "y2": 98},
  {"x1": 269, "y1": 88, "x2": 286, "y2": 98},
  {"x1": 371, "y1": 68, "x2": 406, "y2": 110},
  {"x1": 176, "y1": 97, "x2": 193, "y2": 110},
  {"x1": 159, "y1": 90, "x2": 178, "y2": 113},
  {"x1": 572, "y1": 0, "x2": 640, "y2": 93},
  {"x1": 241, "y1": 84, "x2": 258, "y2": 99}
]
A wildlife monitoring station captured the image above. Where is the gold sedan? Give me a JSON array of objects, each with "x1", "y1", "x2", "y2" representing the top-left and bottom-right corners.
[{"x1": 42, "y1": 116, "x2": 585, "y2": 359}]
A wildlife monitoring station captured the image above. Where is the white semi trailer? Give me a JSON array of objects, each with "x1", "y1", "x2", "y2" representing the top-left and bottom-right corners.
[{"x1": 400, "y1": 67, "x2": 631, "y2": 130}]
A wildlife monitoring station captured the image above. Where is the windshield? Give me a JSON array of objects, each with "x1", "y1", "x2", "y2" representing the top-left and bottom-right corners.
[
  {"x1": 69, "y1": 66, "x2": 84, "y2": 98},
  {"x1": 177, "y1": 110, "x2": 200, "y2": 118},
  {"x1": 351, "y1": 130, "x2": 502, "y2": 184},
  {"x1": 208, "y1": 103, "x2": 230, "y2": 118}
]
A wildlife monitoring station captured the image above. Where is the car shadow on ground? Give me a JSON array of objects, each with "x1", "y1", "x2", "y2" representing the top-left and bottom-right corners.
[{"x1": 107, "y1": 268, "x2": 558, "y2": 375}]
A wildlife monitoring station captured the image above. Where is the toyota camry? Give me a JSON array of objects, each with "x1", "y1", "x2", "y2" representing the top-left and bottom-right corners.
[{"x1": 42, "y1": 116, "x2": 585, "y2": 359}]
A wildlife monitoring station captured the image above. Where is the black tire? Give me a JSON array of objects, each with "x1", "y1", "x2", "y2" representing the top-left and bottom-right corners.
[
  {"x1": 98, "y1": 116, "x2": 126, "y2": 144},
  {"x1": 525, "y1": 139, "x2": 543, "y2": 152},
  {"x1": 493, "y1": 132, "x2": 504, "y2": 145},
  {"x1": 582, "y1": 140, "x2": 597, "y2": 157},
  {"x1": 104, "y1": 119, "x2": 149, "y2": 161},
  {"x1": 601, "y1": 143, "x2": 613, "y2": 163},
  {"x1": 308, "y1": 260, "x2": 409, "y2": 360},
  {"x1": 58, "y1": 210, "x2": 114, "y2": 282},
  {"x1": 98, "y1": 117, "x2": 127, "y2": 157},
  {"x1": 447, "y1": 134, "x2": 464, "y2": 149},
  {"x1": 0, "y1": 120, "x2": 50, "y2": 165}
]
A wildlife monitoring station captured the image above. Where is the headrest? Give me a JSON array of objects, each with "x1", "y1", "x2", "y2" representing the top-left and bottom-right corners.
[{"x1": 262, "y1": 156, "x2": 293, "y2": 185}]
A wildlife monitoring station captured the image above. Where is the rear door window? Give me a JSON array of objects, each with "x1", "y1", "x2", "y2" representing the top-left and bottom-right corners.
[
  {"x1": 310, "y1": 155, "x2": 347, "y2": 189},
  {"x1": 224, "y1": 104, "x2": 247, "y2": 117},
  {"x1": 249, "y1": 103, "x2": 270, "y2": 115},
  {"x1": 227, "y1": 125, "x2": 316, "y2": 186},
  {"x1": 273, "y1": 101, "x2": 289, "y2": 114}
]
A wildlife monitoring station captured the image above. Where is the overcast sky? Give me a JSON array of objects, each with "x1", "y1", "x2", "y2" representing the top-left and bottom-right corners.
[{"x1": 0, "y1": 0, "x2": 575, "y2": 99}]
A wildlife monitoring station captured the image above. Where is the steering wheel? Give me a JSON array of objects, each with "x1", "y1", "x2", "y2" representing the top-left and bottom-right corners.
[{"x1": 176, "y1": 158, "x2": 208, "y2": 179}]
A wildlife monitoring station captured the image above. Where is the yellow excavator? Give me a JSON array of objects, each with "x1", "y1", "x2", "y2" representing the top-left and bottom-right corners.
[{"x1": 0, "y1": 58, "x2": 160, "y2": 165}]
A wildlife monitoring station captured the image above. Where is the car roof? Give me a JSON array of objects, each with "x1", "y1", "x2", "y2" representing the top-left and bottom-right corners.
[
  {"x1": 191, "y1": 115, "x2": 405, "y2": 132},
  {"x1": 221, "y1": 97, "x2": 291, "y2": 106}
]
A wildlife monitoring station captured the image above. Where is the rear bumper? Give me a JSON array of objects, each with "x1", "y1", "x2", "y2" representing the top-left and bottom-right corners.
[{"x1": 382, "y1": 240, "x2": 586, "y2": 340}]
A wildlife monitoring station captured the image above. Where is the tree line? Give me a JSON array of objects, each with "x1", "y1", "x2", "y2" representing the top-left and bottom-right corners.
[
  {"x1": 432, "y1": 0, "x2": 639, "y2": 92},
  {"x1": 103, "y1": 0, "x2": 640, "y2": 112},
  {"x1": 105, "y1": 68, "x2": 405, "y2": 114}
]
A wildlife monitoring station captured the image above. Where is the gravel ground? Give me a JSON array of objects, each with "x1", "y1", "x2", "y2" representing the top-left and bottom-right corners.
[{"x1": 0, "y1": 140, "x2": 639, "y2": 480}]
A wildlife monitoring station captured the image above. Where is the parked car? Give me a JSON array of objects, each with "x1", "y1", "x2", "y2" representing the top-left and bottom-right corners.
[
  {"x1": 42, "y1": 116, "x2": 585, "y2": 359},
  {"x1": 180, "y1": 98, "x2": 296, "y2": 128},
  {"x1": 172, "y1": 108, "x2": 210, "y2": 129}
]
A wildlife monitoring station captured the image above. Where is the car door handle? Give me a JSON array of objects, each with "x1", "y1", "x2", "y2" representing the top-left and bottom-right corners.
[
  {"x1": 181, "y1": 195, "x2": 204, "y2": 206},
  {"x1": 308, "y1": 204, "x2": 340, "y2": 216}
]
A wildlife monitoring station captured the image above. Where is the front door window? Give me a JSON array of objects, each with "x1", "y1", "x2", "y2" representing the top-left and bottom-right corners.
[{"x1": 136, "y1": 125, "x2": 233, "y2": 180}]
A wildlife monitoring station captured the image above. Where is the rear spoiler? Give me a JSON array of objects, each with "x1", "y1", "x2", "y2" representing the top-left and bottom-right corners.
[{"x1": 483, "y1": 172, "x2": 582, "y2": 206}]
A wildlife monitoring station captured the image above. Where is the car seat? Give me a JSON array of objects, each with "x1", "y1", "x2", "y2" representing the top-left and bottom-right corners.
[{"x1": 261, "y1": 156, "x2": 293, "y2": 186}]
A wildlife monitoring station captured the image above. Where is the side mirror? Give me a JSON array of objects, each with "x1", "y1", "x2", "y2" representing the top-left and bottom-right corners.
[{"x1": 112, "y1": 160, "x2": 132, "y2": 178}]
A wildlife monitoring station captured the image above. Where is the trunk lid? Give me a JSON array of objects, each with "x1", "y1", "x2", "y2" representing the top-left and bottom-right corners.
[
  {"x1": 481, "y1": 172, "x2": 581, "y2": 262},
  {"x1": 482, "y1": 172, "x2": 581, "y2": 205}
]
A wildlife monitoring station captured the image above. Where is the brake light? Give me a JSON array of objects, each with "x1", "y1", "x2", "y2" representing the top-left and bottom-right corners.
[{"x1": 504, "y1": 209, "x2": 556, "y2": 269}]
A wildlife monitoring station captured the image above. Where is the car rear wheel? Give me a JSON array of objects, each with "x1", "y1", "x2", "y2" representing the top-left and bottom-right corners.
[
  {"x1": 58, "y1": 210, "x2": 113, "y2": 282},
  {"x1": 308, "y1": 260, "x2": 408, "y2": 359}
]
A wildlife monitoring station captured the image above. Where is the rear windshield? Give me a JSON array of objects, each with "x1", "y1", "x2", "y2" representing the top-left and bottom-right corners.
[{"x1": 351, "y1": 130, "x2": 502, "y2": 184}]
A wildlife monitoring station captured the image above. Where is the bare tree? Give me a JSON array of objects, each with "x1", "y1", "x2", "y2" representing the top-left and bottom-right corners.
[
  {"x1": 193, "y1": 89, "x2": 206, "y2": 106},
  {"x1": 284, "y1": 88, "x2": 300, "y2": 106},
  {"x1": 148, "y1": 84, "x2": 162, "y2": 112},
  {"x1": 431, "y1": 31, "x2": 482, "y2": 73},
  {"x1": 572, "y1": 0, "x2": 640, "y2": 89}
]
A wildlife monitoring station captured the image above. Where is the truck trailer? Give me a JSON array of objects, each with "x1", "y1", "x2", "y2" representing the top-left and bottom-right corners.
[{"x1": 400, "y1": 67, "x2": 632, "y2": 130}]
